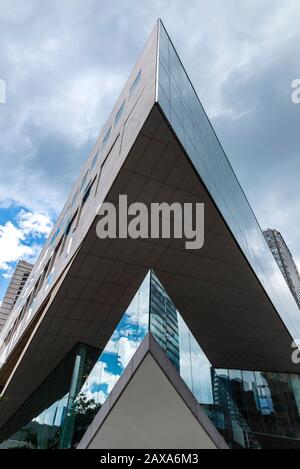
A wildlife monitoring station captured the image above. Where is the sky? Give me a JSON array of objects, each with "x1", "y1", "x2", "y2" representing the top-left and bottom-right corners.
[{"x1": 0, "y1": 0, "x2": 299, "y2": 301}]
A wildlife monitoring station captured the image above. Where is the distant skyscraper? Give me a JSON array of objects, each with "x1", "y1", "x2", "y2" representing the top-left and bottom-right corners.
[
  {"x1": 0, "y1": 260, "x2": 33, "y2": 333},
  {"x1": 264, "y1": 229, "x2": 300, "y2": 309}
]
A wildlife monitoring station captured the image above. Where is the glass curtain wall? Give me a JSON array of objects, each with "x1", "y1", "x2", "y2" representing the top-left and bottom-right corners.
[
  {"x1": 0, "y1": 343, "x2": 98, "y2": 449},
  {"x1": 1, "y1": 270, "x2": 300, "y2": 449},
  {"x1": 0, "y1": 273, "x2": 151, "y2": 449}
]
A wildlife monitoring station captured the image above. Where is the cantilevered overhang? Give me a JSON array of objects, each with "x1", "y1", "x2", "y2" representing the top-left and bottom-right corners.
[{"x1": 0, "y1": 105, "x2": 300, "y2": 436}]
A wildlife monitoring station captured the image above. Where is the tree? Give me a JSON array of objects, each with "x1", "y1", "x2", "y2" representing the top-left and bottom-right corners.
[
  {"x1": 71, "y1": 393, "x2": 101, "y2": 447},
  {"x1": 22, "y1": 428, "x2": 38, "y2": 449}
]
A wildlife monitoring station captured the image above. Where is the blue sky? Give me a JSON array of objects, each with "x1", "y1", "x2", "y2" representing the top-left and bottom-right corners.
[
  {"x1": 0, "y1": 207, "x2": 53, "y2": 299},
  {"x1": 0, "y1": 0, "x2": 300, "y2": 302}
]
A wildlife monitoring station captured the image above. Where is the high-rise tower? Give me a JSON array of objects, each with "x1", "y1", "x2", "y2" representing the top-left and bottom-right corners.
[
  {"x1": 264, "y1": 229, "x2": 300, "y2": 309},
  {"x1": 0, "y1": 260, "x2": 33, "y2": 334}
]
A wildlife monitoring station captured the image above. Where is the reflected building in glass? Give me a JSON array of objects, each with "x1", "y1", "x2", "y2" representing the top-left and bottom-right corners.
[
  {"x1": 150, "y1": 273, "x2": 180, "y2": 372},
  {"x1": 1, "y1": 21, "x2": 300, "y2": 450},
  {"x1": 1, "y1": 271, "x2": 300, "y2": 449},
  {"x1": 264, "y1": 229, "x2": 300, "y2": 309}
]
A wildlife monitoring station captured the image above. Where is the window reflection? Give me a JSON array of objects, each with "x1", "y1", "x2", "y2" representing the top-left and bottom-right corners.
[
  {"x1": 2, "y1": 270, "x2": 300, "y2": 450},
  {"x1": 158, "y1": 20, "x2": 300, "y2": 349}
]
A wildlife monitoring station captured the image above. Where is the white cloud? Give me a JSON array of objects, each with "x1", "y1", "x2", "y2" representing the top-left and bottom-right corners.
[
  {"x1": 2, "y1": 273, "x2": 13, "y2": 280},
  {"x1": 34, "y1": 69, "x2": 124, "y2": 148},
  {"x1": 81, "y1": 359, "x2": 118, "y2": 405},
  {"x1": 0, "y1": 222, "x2": 33, "y2": 271},
  {"x1": 0, "y1": 210, "x2": 53, "y2": 276},
  {"x1": 17, "y1": 210, "x2": 53, "y2": 237}
]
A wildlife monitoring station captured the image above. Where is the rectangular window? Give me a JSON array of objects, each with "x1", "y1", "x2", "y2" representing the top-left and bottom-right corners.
[
  {"x1": 80, "y1": 171, "x2": 89, "y2": 192},
  {"x1": 47, "y1": 238, "x2": 62, "y2": 276},
  {"x1": 50, "y1": 228, "x2": 60, "y2": 245},
  {"x1": 114, "y1": 100, "x2": 126, "y2": 127},
  {"x1": 102, "y1": 127, "x2": 111, "y2": 149},
  {"x1": 82, "y1": 178, "x2": 96, "y2": 205},
  {"x1": 71, "y1": 189, "x2": 79, "y2": 207},
  {"x1": 75, "y1": 179, "x2": 96, "y2": 228},
  {"x1": 37, "y1": 258, "x2": 51, "y2": 294},
  {"x1": 59, "y1": 211, "x2": 78, "y2": 256},
  {"x1": 130, "y1": 70, "x2": 142, "y2": 96},
  {"x1": 91, "y1": 151, "x2": 99, "y2": 170}
]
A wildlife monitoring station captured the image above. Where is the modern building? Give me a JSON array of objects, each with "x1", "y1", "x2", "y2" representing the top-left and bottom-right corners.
[
  {"x1": 0, "y1": 20, "x2": 300, "y2": 449},
  {"x1": 264, "y1": 229, "x2": 300, "y2": 309},
  {"x1": 149, "y1": 273, "x2": 180, "y2": 372},
  {"x1": 0, "y1": 260, "x2": 33, "y2": 334}
]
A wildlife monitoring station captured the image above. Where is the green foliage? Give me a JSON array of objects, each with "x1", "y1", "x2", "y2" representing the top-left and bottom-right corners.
[
  {"x1": 21, "y1": 428, "x2": 38, "y2": 449},
  {"x1": 71, "y1": 392, "x2": 102, "y2": 448}
]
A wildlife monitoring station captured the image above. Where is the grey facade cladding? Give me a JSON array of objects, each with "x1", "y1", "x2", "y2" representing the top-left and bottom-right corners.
[
  {"x1": 0, "y1": 22, "x2": 159, "y2": 359},
  {"x1": 0, "y1": 261, "x2": 33, "y2": 334},
  {"x1": 156, "y1": 21, "x2": 300, "y2": 342},
  {"x1": 264, "y1": 229, "x2": 300, "y2": 309}
]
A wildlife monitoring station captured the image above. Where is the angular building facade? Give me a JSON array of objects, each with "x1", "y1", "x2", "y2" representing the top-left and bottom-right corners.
[
  {"x1": 0, "y1": 261, "x2": 33, "y2": 334},
  {"x1": 0, "y1": 21, "x2": 300, "y2": 450},
  {"x1": 264, "y1": 229, "x2": 300, "y2": 309}
]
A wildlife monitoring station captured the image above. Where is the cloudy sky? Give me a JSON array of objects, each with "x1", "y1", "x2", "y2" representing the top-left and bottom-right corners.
[{"x1": 0, "y1": 0, "x2": 299, "y2": 301}]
